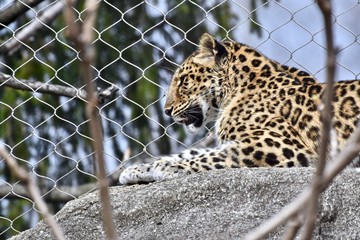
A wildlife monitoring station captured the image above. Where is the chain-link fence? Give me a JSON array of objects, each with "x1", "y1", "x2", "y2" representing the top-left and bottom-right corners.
[{"x1": 0, "y1": 0, "x2": 359, "y2": 238}]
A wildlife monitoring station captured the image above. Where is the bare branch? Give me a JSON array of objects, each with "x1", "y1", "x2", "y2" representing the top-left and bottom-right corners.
[
  {"x1": 0, "y1": 71, "x2": 119, "y2": 102},
  {"x1": 65, "y1": 0, "x2": 118, "y2": 239},
  {"x1": 0, "y1": 0, "x2": 44, "y2": 29},
  {"x1": 0, "y1": 147, "x2": 65, "y2": 240},
  {"x1": 0, "y1": 72, "x2": 87, "y2": 98},
  {"x1": 1, "y1": 0, "x2": 77, "y2": 55},
  {"x1": 244, "y1": 125, "x2": 360, "y2": 240},
  {"x1": 301, "y1": 0, "x2": 337, "y2": 238}
]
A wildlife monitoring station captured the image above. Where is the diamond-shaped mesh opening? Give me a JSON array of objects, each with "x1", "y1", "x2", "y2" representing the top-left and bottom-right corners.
[{"x1": 0, "y1": 0, "x2": 359, "y2": 238}]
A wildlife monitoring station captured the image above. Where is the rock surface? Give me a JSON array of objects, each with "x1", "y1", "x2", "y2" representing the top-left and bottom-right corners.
[{"x1": 10, "y1": 168, "x2": 360, "y2": 239}]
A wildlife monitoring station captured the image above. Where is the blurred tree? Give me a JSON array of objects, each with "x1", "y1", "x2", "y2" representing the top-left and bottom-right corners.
[{"x1": 0, "y1": 0, "x2": 247, "y2": 237}]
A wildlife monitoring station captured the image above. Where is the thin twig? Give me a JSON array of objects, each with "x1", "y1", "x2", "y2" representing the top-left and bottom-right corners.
[
  {"x1": 244, "y1": 125, "x2": 360, "y2": 240},
  {"x1": 0, "y1": 161, "x2": 125, "y2": 201},
  {"x1": 64, "y1": 0, "x2": 80, "y2": 39},
  {"x1": 0, "y1": 181, "x2": 96, "y2": 202},
  {"x1": 301, "y1": 0, "x2": 337, "y2": 238},
  {"x1": 64, "y1": 0, "x2": 118, "y2": 239},
  {"x1": 246, "y1": 1, "x2": 339, "y2": 239},
  {"x1": 282, "y1": 214, "x2": 303, "y2": 240},
  {"x1": 0, "y1": 147, "x2": 65, "y2": 240}
]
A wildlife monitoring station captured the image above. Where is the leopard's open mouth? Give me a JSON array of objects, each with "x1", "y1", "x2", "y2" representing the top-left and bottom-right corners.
[{"x1": 178, "y1": 105, "x2": 204, "y2": 128}]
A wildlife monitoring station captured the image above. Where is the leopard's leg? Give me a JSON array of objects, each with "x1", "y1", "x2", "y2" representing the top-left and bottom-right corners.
[
  {"x1": 120, "y1": 129, "x2": 317, "y2": 185},
  {"x1": 119, "y1": 148, "x2": 212, "y2": 184}
]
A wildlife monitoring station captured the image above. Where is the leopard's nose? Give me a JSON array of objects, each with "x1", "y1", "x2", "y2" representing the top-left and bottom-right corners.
[{"x1": 164, "y1": 107, "x2": 173, "y2": 116}]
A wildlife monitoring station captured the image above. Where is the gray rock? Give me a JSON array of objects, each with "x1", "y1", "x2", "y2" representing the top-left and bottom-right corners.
[{"x1": 10, "y1": 168, "x2": 360, "y2": 240}]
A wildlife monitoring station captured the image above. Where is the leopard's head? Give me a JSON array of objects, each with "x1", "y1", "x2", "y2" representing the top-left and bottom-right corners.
[{"x1": 164, "y1": 33, "x2": 230, "y2": 132}]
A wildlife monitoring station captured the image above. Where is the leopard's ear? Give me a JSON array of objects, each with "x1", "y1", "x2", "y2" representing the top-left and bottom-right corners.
[{"x1": 193, "y1": 33, "x2": 227, "y2": 66}]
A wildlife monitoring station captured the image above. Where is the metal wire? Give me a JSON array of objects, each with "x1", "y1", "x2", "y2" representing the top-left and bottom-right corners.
[{"x1": 0, "y1": 0, "x2": 359, "y2": 237}]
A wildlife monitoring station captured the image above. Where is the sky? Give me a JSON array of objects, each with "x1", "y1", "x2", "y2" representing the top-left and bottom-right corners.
[{"x1": 229, "y1": 0, "x2": 360, "y2": 82}]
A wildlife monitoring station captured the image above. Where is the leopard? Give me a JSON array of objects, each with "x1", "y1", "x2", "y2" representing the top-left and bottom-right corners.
[{"x1": 119, "y1": 33, "x2": 360, "y2": 185}]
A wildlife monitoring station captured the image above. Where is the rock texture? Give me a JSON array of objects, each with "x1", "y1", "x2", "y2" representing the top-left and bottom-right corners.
[{"x1": 10, "y1": 168, "x2": 360, "y2": 239}]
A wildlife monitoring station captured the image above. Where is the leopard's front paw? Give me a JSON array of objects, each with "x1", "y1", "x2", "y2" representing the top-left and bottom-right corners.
[
  {"x1": 119, "y1": 160, "x2": 190, "y2": 185},
  {"x1": 119, "y1": 163, "x2": 154, "y2": 185}
]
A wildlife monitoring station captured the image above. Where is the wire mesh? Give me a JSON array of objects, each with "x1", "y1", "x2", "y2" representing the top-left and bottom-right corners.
[{"x1": 0, "y1": 0, "x2": 359, "y2": 238}]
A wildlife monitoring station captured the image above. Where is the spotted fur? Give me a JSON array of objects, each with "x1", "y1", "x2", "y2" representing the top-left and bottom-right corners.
[{"x1": 120, "y1": 33, "x2": 360, "y2": 184}]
